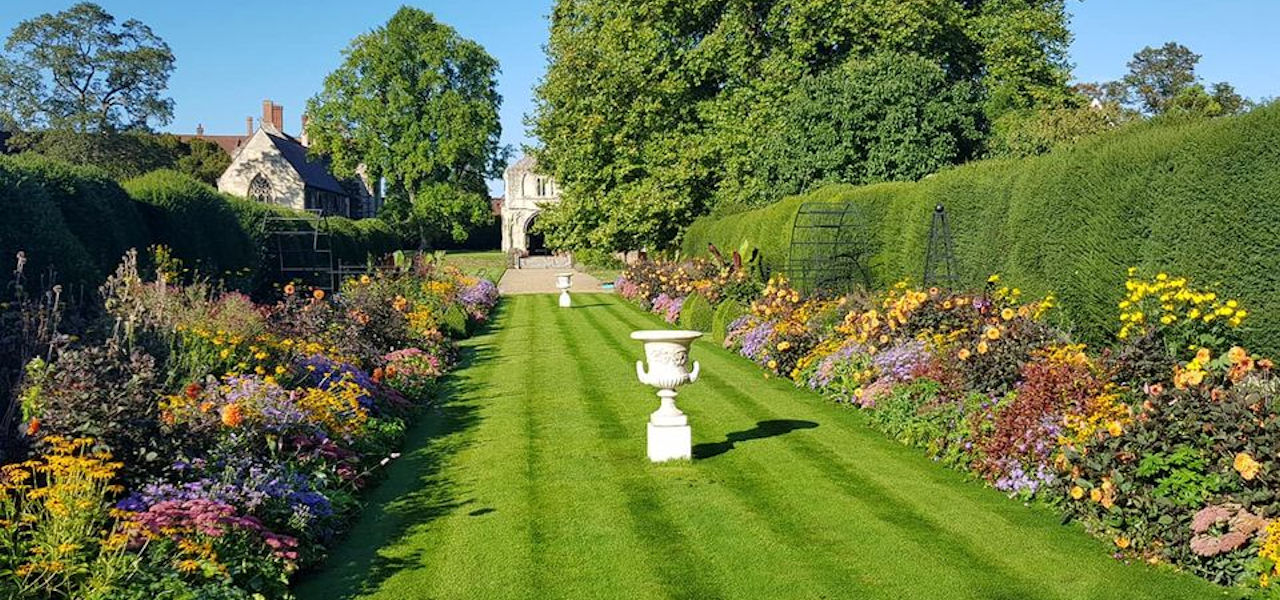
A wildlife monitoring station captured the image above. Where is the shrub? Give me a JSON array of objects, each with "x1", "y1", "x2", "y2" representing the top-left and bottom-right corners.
[
  {"x1": 711, "y1": 300, "x2": 747, "y2": 343},
  {"x1": 682, "y1": 104, "x2": 1280, "y2": 353},
  {"x1": 0, "y1": 158, "x2": 98, "y2": 288},
  {"x1": 123, "y1": 170, "x2": 257, "y2": 281},
  {"x1": 4, "y1": 155, "x2": 148, "y2": 275},
  {"x1": 678, "y1": 295, "x2": 714, "y2": 332}
]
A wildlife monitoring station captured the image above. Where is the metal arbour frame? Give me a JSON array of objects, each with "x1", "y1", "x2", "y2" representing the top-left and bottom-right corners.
[
  {"x1": 786, "y1": 201, "x2": 875, "y2": 295},
  {"x1": 264, "y1": 211, "x2": 336, "y2": 291}
]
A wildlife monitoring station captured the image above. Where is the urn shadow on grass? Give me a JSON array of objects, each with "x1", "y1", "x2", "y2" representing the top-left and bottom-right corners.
[
  {"x1": 292, "y1": 306, "x2": 505, "y2": 600},
  {"x1": 693, "y1": 419, "x2": 818, "y2": 459}
]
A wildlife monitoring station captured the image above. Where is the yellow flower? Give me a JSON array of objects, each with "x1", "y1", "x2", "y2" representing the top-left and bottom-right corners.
[
  {"x1": 1195, "y1": 348, "x2": 1211, "y2": 364},
  {"x1": 984, "y1": 326, "x2": 1001, "y2": 341},
  {"x1": 767, "y1": 360, "x2": 777, "y2": 369},
  {"x1": 1188, "y1": 308, "x2": 1200, "y2": 319},
  {"x1": 1106, "y1": 421, "x2": 1123, "y2": 437},
  {"x1": 1235, "y1": 452, "x2": 1261, "y2": 481},
  {"x1": 777, "y1": 341, "x2": 792, "y2": 352},
  {"x1": 987, "y1": 274, "x2": 1001, "y2": 283},
  {"x1": 1070, "y1": 486, "x2": 1084, "y2": 500},
  {"x1": 1001, "y1": 308, "x2": 1015, "y2": 321},
  {"x1": 1090, "y1": 488, "x2": 1102, "y2": 502},
  {"x1": 957, "y1": 348, "x2": 971, "y2": 361},
  {"x1": 977, "y1": 341, "x2": 989, "y2": 355},
  {"x1": 1115, "y1": 537, "x2": 1131, "y2": 550}
]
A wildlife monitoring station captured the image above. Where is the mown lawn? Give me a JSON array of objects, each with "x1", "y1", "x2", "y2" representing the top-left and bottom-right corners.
[
  {"x1": 440, "y1": 250, "x2": 506, "y2": 280},
  {"x1": 295, "y1": 293, "x2": 1234, "y2": 600}
]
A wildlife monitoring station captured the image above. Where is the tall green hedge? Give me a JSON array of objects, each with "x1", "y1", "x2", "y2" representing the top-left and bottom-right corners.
[
  {"x1": 124, "y1": 170, "x2": 259, "y2": 277},
  {"x1": 0, "y1": 158, "x2": 99, "y2": 287},
  {"x1": 682, "y1": 106, "x2": 1280, "y2": 353},
  {"x1": 1, "y1": 156, "x2": 403, "y2": 291}
]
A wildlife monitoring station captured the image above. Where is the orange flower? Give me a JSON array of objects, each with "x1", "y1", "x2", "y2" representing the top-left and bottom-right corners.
[
  {"x1": 25, "y1": 418, "x2": 39, "y2": 436},
  {"x1": 1235, "y1": 452, "x2": 1261, "y2": 481},
  {"x1": 313, "y1": 289, "x2": 326, "y2": 301},
  {"x1": 372, "y1": 367, "x2": 385, "y2": 383},
  {"x1": 957, "y1": 348, "x2": 971, "y2": 361},
  {"x1": 393, "y1": 296, "x2": 409, "y2": 312},
  {"x1": 1228, "y1": 346, "x2": 1249, "y2": 364},
  {"x1": 220, "y1": 403, "x2": 244, "y2": 428},
  {"x1": 1115, "y1": 537, "x2": 1131, "y2": 550},
  {"x1": 283, "y1": 283, "x2": 296, "y2": 296}
]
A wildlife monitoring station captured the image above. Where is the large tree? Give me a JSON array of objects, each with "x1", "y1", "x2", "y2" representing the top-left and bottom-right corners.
[
  {"x1": 306, "y1": 7, "x2": 506, "y2": 247},
  {"x1": 0, "y1": 2, "x2": 174, "y2": 133},
  {"x1": 1108, "y1": 42, "x2": 1249, "y2": 117},
  {"x1": 531, "y1": 0, "x2": 1074, "y2": 252}
]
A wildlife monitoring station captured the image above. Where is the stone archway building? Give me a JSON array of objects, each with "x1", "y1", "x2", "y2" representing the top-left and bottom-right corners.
[{"x1": 501, "y1": 156, "x2": 560, "y2": 254}]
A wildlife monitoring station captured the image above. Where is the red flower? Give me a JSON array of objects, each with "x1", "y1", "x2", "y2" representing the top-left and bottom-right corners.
[{"x1": 25, "y1": 418, "x2": 39, "y2": 436}]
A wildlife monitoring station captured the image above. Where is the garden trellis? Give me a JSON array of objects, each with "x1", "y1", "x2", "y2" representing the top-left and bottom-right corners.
[{"x1": 786, "y1": 201, "x2": 875, "y2": 294}]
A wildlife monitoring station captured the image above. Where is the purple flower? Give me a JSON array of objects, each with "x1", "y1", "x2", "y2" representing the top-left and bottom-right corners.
[
  {"x1": 739, "y1": 321, "x2": 775, "y2": 361},
  {"x1": 871, "y1": 340, "x2": 929, "y2": 384}
]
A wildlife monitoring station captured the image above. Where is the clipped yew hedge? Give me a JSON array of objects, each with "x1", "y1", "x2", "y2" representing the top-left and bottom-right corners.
[
  {"x1": 683, "y1": 106, "x2": 1280, "y2": 353},
  {"x1": 2, "y1": 156, "x2": 403, "y2": 291}
]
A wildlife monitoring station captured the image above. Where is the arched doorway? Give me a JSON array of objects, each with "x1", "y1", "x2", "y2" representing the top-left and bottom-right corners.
[{"x1": 525, "y1": 213, "x2": 548, "y2": 255}]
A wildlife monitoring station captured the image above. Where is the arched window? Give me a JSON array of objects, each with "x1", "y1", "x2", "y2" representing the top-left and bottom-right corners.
[
  {"x1": 248, "y1": 173, "x2": 272, "y2": 203},
  {"x1": 536, "y1": 177, "x2": 547, "y2": 197}
]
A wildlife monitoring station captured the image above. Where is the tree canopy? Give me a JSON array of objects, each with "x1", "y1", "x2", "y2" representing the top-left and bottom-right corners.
[
  {"x1": 1081, "y1": 42, "x2": 1251, "y2": 118},
  {"x1": 0, "y1": 2, "x2": 174, "y2": 133},
  {"x1": 306, "y1": 7, "x2": 506, "y2": 247},
  {"x1": 531, "y1": 0, "x2": 1075, "y2": 252}
]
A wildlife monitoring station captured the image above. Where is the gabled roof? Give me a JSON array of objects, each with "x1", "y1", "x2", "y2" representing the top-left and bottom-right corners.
[
  {"x1": 176, "y1": 134, "x2": 249, "y2": 156},
  {"x1": 264, "y1": 131, "x2": 347, "y2": 195}
]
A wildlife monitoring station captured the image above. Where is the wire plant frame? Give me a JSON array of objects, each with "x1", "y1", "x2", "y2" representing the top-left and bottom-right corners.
[
  {"x1": 786, "y1": 201, "x2": 876, "y2": 295},
  {"x1": 923, "y1": 203, "x2": 959, "y2": 288}
]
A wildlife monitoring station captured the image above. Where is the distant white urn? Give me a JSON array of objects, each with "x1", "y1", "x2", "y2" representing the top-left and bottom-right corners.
[
  {"x1": 632, "y1": 330, "x2": 702, "y2": 462},
  {"x1": 556, "y1": 272, "x2": 573, "y2": 308}
]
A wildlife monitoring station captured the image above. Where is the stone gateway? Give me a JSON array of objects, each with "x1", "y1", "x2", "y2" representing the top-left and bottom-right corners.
[{"x1": 501, "y1": 156, "x2": 560, "y2": 255}]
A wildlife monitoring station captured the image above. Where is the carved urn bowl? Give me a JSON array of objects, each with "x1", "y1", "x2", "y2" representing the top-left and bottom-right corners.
[{"x1": 632, "y1": 330, "x2": 702, "y2": 389}]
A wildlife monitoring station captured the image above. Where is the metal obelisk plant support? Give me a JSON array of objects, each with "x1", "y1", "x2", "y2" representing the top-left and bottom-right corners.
[
  {"x1": 923, "y1": 204, "x2": 959, "y2": 288},
  {"x1": 632, "y1": 330, "x2": 702, "y2": 462}
]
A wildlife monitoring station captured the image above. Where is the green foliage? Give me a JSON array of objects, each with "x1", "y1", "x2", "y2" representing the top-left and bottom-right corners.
[
  {"x1": 986, "y1": 105, "x2": 1132, "y2": 158},
  {"x1": 711, "y1": 300, "x2": 747, "y2": 343},
  {"x1": 172, "y1": 137, "x2": 231, "y2": 185},
  {"x1": 8, "y1": 131, "x2": 178, "y2": 181},
  {"x1": 306, "y1": 7, "x2": 504, "y2": 247},
  {"x1": 677, "y1": 295, "x2": 714, "y2": 333},
  {"x1": 532, "y1": 0, "x2": 1074, "y2": 252},
  {"x1": 761, "y1": 51, "x2": 984, "y2": 198},
  {"x1": 683, "y1": 104, "x2": 1280, "y2": 354},
  {"x1": 123, "y1": 170, "x2": 257, "y2": 278},
  {"x1": 1, "y1": 154, "x2": 147, "y2": 277},
  {"x1": 441, "y1": 304, "x2": 469, "y2": 338},
  {"x1": 0, "y1": 2, "x2": 174, "y2": 132},
  {"x1": 0, "y1": 157, "x2": 98, "y2": 286}
]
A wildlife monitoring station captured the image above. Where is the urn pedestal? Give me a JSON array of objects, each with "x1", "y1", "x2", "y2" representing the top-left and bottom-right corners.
[
  {"x1": 556, "y1": 272, "x2": 574, "y2": 308},
  {"x1": 631, "y1": 330, "x2": 702, "y2": 462}
]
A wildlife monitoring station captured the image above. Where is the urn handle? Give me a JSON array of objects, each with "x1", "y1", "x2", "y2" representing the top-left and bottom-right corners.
[
  {"x1": 689, "y1": 360, "x2": 700, "y2": 383},
  {"x1": 636, "y1": 360, "x2": 649, "y2": 385}
]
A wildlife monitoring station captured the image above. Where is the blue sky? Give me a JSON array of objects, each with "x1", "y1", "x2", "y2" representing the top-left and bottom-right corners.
[{"x1": 1, "y1": 1, "x2": 1278, "y2": 194}]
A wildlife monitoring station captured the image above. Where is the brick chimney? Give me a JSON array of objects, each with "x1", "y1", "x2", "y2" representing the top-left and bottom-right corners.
[
  {"x1": 261, "y1": 99, "x2": 283, "y2": 132},
  {"x1": 246, "y1": 116, "x2": 254, "y2": 135}
]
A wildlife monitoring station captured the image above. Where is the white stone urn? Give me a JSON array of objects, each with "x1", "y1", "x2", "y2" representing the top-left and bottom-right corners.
[
  {"x1": 556, "y1": 272, "x2": 574, "y2": 308},
  {"x1": 632, "y1": 330, "x2": 702, "y2": 462}
]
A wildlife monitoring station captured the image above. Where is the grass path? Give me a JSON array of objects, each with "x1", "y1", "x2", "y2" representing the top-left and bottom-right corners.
[{"x1": 295, "y1": 294, "x2": 1231, "y2": 600}]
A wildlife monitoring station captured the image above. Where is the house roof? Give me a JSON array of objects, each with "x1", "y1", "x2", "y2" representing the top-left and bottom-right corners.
[
  {"x1": 176, "y1": 134, "x2": 249, "y2": 157},
  {"x1": 264, "y1": 131, "x2": 348, "y2": 195}
]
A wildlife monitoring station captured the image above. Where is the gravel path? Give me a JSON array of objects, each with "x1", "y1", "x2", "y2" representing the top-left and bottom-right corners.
[{"x1": 497, "y1": 268, "x2": 608, "y2": 295}]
